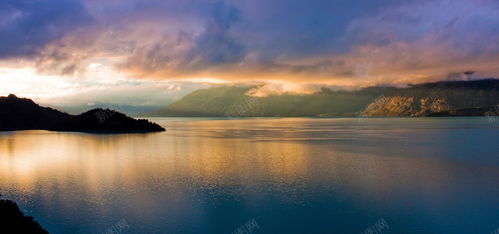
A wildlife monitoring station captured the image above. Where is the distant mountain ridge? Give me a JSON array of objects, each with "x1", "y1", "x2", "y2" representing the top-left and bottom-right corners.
[
  {"x1": 360, "y1": 79, "x2": 499, "y2": 116},
  {"x1": 0, "y1": 94, "x2": 165, "y2": 133},
  {"x1": 149, "y1": 79, "x2": 499, "y2": 117},
  {"x1": 149, "y1": 85, "x2": 389, "y2": 117}
]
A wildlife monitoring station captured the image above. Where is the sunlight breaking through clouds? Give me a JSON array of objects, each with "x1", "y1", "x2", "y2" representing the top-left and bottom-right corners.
[{"x1": 1, "y1": 0, "x2": 499, "y2": 105}]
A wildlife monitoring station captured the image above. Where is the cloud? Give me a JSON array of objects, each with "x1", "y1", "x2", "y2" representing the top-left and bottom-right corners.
[
  {"x1": 118, "y1": 2, "x2": 247, "y2": 77},
  {"x1": 0, "y1": 66, "x2": 210, "y2": 111},
  {"x1": 0, "y1": 0, "x2": 93, "y2": 58},
  {"x1": 246, "y1": 82, "x2": 323, "y2": 97},
  {"x1": 118, "y1": 0, "x2": 499, "y2": 85},
  {"x1": 1, "y1": 0, "x2": 499, "y2": 87}
]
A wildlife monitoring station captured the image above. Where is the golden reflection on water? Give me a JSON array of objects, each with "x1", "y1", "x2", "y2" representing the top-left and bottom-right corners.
[
  {"x1": 1, "y1": 118, "x2": 482, "y2": 206},
  {"x1": 0, "y1": 129, "x2": 309, "y2": 197},
  {"x1": 2, "y1": 118, "x2": 499, "y2": 233}
]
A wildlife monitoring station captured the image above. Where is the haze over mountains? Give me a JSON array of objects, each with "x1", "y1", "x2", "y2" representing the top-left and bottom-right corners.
[
  {"x1": 148, "y1": 79, "x2": 499, "y2": 117},
  {"x1": 2, "y1": 79, "x2": 498, "y2": 121}
]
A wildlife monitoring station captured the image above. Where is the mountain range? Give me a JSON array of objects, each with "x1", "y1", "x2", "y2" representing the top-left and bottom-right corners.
[{"x1": 148, "y1": 79, "x2": 499, "y2": 117}]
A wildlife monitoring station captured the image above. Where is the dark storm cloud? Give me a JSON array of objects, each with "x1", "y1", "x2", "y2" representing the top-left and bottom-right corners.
[
  {"x1": 0, "y1": 0, "x2": 93, "y2": 58},
  {"x1": 116, "y1": 0, "x2": 413, "y2": 78},
  {"x1": 182, "y1": 4, "x2": 245, "y2": 69},
  {"x1": 120, "y1": 1, "x2": 247, "y2": 76},
  {"x1": 2, "y1": 0, "x2": 499, "y2": 85},
  {"x1": 229, "y1": 0, "x2": 410, "y2": 58}
]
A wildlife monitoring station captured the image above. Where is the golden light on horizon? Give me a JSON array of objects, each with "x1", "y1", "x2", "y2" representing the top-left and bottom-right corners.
[{"x1": 0, "y1": 67, "x2": 76, "y2": 99}]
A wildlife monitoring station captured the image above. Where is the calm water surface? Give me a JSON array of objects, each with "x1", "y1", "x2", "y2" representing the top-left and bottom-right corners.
[{"x1": 0, "y1": 118, "x2": 498, "y2": 234}]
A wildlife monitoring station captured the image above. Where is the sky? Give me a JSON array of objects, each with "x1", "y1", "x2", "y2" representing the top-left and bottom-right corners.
[{"x1": 1, "y1": 0, "x2": 499, "y2": 109}]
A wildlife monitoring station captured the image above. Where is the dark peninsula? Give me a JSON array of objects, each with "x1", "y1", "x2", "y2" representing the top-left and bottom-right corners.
[
  {"x1": 0, "y1": 196, "x2": 48, "y2": 234},
  {"x1": 0, "y1": 94, "x2": 165, "y2": 133}
]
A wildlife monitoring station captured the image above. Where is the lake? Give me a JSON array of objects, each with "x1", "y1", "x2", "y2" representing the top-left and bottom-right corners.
[{"x1": 1, "y1": 117, "x2": 498, "y2": 234}]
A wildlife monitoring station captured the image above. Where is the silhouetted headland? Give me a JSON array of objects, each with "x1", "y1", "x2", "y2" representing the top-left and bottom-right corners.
[
  {"x1": 0, "y1": 196, "x2": 48, "y2": 234},
  {"x1": 0, "y1": 94, "x2": 165, "y2": 133}
]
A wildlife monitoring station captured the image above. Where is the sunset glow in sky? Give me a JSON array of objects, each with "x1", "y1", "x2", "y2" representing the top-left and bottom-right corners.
[{"x1": 2, "y1": 0, "x2": 499, "y2": 106}]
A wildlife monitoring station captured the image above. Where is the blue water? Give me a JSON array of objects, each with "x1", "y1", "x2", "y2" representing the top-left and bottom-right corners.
[{"x1": 0, "y1": 117, "x2": 498, "y2": 233}]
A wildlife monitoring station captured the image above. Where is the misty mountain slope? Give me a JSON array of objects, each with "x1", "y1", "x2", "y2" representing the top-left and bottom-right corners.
[
  {"x1": 149, "y1": 86, "x2": 257, "y2": 116},
  {"x1": 150, "y1": 79, "x2": 499, "y2": 117},
  {"x1": 288, "y1": 88, "x2": 388, "y2": 116},
  {"x1": 361, "y1": 79, "x2": 499, "y2": 116},
  {"x1": 150, "y1": 86, "x2": 386, "y2": 117},
  {"x1": 256, "y1": 91, "x2": 383, "y2": 117}
]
